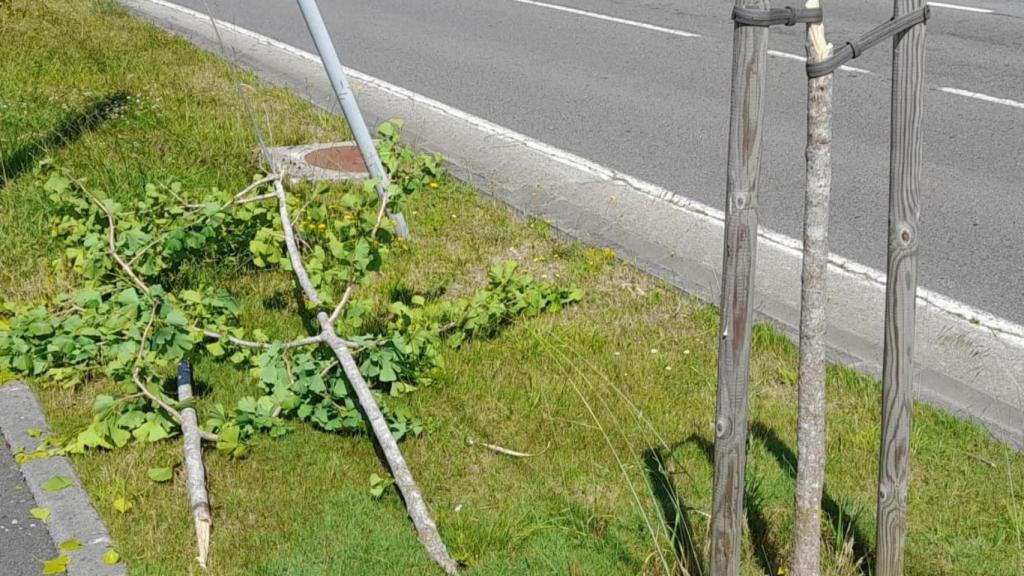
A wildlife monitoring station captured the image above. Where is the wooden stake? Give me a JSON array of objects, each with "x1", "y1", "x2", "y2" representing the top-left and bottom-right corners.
[
  {"x1": 876, "y1": 0, "x2": 927, "y2": 573},
  {"x1": 177, "y1": 361, "x2": 212, "y2": 569},
  {"x1": 710, "y1": 0, "x2": 770, "y2": 573},
  {"x1": 792, "y1": 2, "x2": 833, "y2": 575}
]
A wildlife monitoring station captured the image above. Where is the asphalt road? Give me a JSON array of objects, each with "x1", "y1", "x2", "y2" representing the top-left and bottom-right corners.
[
  {"x1": 0, "y1": 441, "x2": 56, "y2": 575},
  {"x1": 176, "y1": 0, "x2": 1024, "y2": 324}
]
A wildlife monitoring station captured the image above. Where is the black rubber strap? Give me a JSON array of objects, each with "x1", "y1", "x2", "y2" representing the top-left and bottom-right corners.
[
  {"x1": 807, "y1": 6, "x2": 930, "y2": 78},
  {"x1": 732, "y1": 5, "x2": 823, "y2": 27}
]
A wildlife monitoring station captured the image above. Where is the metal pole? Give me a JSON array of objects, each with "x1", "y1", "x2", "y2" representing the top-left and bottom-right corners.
[
  {"x1": 710, "y1": 0, "x2": 770, "y2": 574},
  {"x1": 876, "y1": 0, "x2": 926, "y2": 573},
  {"x1": 295, "y1": 0, "x2": 409, "y2": 239}
]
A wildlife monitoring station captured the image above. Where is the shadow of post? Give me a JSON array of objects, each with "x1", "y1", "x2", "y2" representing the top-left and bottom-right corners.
[
  {"x1": 749, "y1": 421, "x2": 874, "y2": 573},
  {"x1": 643, "y1": 447, "x2": 705, "y2": 576},
  {"x1": 1, "y1": 91, "x2": 130, "y2": 186},
  {"x1": 676, "y1": 434, "x2": 784, "y2": 576}
]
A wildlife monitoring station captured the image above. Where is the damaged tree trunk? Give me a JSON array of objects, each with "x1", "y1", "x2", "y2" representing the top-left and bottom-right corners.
[
  {"x1": 791, "y1": 2, "x2": 833, "y2": 575},
  {"x1": 176, "y1": 361, "x2": 213, "y2": 569}
]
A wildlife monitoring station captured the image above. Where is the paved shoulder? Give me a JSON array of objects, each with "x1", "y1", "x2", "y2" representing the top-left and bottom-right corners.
[
  {"x1": 0, "y1": 439, "x2": 56, "y2": 576},
  {"x1": 0, "y1": 382, "x2": 125, "y2": 576}
]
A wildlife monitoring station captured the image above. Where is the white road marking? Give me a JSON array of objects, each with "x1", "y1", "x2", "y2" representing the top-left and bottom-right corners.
[
  {"x1": 940, "y1": 87, "x2": 1024, "y2": 109},
  {"x1": 767, "y1": 50, "x2": 873, "y2": 75},
  {"x1": 509, "y1": 0, "x2": 701, "y2": 38},
  {"x1": 928, "y1": 2, "x2": 995, "y2": 14},
  {"x1": 138, "y1": 0, "x2": 1024, "y2": 342}
]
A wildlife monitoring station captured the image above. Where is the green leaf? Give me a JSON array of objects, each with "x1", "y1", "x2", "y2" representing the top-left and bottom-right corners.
[
  {"x1": 164, "y1": 308, "x2": 187, "y2": 327},
  {"x1": 206, "y1": 340, "x2": 225, "y2": 357},
  {"x1": 103, "y1": 549, "x2": 121, "y2": 565},
  {"x1": 41, "y1": 475, "x2": 73, "y2": 492},
  {"x1": 41, "y1": 554, "x2": 70, "y2": 574},
  {"x1": 59, "y1": 539, "x2": 83, "y2": 552},
  {"x1": 113, "y1": 497, "x2": 133, "y2": 513},
  {"x1": 133, "y1": 420, "x2": 170, "y2": 443},
  {"x1": 147, "y1": 467, "x2": 173, "y2": 483},
  {"x1": 43, "y1": 174, "x2": 71, "y2": 194},
  {"x1": 30, "y1": 507, "x2": 51, "y2": 521},
  {"x1": 369, "y1": 472, "x2": 395, "y2": 499},
  {"x1": 26, "y1": 427, "x2": 43, "y2": 438}
]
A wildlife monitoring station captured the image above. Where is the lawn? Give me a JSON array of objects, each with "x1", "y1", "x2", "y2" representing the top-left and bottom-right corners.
[{"x1": 1, "y1": 1, "x2": 1022, "y2": 575}]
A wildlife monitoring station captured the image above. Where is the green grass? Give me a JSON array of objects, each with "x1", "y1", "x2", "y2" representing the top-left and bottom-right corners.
[{"x1": 2, "y1": 1, "x2": 1023, "y2": 575}]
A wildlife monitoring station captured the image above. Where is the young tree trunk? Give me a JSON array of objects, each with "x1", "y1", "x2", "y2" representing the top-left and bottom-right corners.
[
  {"x1": 792, "y1": 2, "x2": 833, "y2": 575},
  {"x1": 177, "y1": 361, "x2": 213, "y2": 569}
]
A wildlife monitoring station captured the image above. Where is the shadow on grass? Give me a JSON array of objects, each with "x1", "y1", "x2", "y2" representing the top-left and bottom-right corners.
[
  {"x1": 643, "y1": 446, "x2": 705, "y2": 576},
  {"x1": 749, "y1": 421, "x2": 874, "y2": 573},
  {"x1": 0, "y1": 91, "x2": 130, "y2": 186},
  {"x1": 652, "y1": 434, "x2": 783, "y2": 576}
]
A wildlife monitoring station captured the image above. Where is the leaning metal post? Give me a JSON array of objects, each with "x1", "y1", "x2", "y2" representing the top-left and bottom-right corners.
[
  {"x1": 710, "y1": 0, "x2": 771, "y2": 574},
  {"x1": 295, "y1": 0, "x2": 410, "y2": 238}
]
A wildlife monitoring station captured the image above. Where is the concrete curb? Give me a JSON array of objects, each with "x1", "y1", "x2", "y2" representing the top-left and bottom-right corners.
[
  {"x1": 120, "y1": 0, "x2": 1023, "y2": 449},
  {"x1": 0, "y1": 382, "x2": 125, "y2": 576}
]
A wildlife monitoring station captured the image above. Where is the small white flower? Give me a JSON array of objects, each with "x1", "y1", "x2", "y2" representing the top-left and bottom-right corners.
[{"x1": 650, "y1": 348, "x2": 658, "y2": 354}]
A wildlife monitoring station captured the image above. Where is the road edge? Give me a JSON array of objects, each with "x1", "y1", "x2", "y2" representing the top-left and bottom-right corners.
[
  {"x1": 119, "y1": 0, "x2": 1024, "y2": 449},
  {"x1": 0, "y1": 382, "x2": 125, "y2": 576}
]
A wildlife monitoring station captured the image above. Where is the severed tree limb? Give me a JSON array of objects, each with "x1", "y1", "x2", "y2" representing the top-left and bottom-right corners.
[
  {"x1": 273, "y1": 177, "x2": 322, "y2": 306},
  {"x1": 792, "y1": 3, "x2": 834, "y2": 576},
  {"x1": 83, "y1": 190, "x2": 152, "y2": 297},
  {"x1": 133, "y1": 305, "x2": 219, "y2": 443},
  {"x1": 273, "y1": 180, "x2": 458, "y2": 574},
  {"x1": 317, "y1": 315, "x2": 459, "y2": 575},
  {"x1": 221, "y1": 173, "x2": 280, "y2": 209},
  {"x1": 199, "y1": 329, "x2": 324, "y2": 350},
  {"x1": 466, "y1": 438, "x2": 536, "y2": 458},
  {"x1": 176, "y1": 361, "x2": 213, "y2": 569}
]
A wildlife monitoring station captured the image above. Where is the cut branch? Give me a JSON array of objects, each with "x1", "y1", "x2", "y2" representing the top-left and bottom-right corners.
[
  {"x1": 317, "y1": 312, "x2": 459, "y2": 575},
  {"x1": 84, "y1": 190, "x2": 151, "y2": 297},
  {"x1": 199, "y1": 329, "x2": 324, "y2": 350},
  {"x1": 273, "y1": 177, "x2": 456, "y2": 573},
  {"x1": 467, "y1": 438, "x2": 536, "y2": 458},
  {"x1": 273, "y1": 177, "x2": 322, "y2": 306},
  {"x1": 222, "y1": 173, "x2": 280, "y2": 209},
  {"x1": 133, "y1": 304, "x2": 218, "y2": 443},
  {"x1": 177, "y1": 361, "x2": 212, "y2": 569}
]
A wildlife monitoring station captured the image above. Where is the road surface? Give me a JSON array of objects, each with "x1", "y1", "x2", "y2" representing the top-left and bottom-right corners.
[{"x1": 176, "y1": 0, "x2": 1024, "y2": 324}]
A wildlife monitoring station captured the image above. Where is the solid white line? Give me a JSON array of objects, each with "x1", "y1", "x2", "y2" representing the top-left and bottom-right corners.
[
  {"x1": 928, "y1": 2, "x2": 995, "y2": 14},
  {"x1": 767, "y1": 50, "x2": 873, "y2": 75},
  {"x1": 137, "y1": 0, "x2": 1024, "y2": 341},
  {"x1": 509, "y1": 0, "x2": 701, "y2": 38},
  {"x1": 940, "y1": 87, "x2": 1024, "y2": 109}
]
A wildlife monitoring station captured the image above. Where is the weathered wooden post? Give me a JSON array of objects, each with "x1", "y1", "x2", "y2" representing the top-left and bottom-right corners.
[
  {"x1": 876, "y1": 0, "x2": 927, "y2": 573},
  {"x1": 711, "y1": 0, "x2": 770, "y2": 573}
]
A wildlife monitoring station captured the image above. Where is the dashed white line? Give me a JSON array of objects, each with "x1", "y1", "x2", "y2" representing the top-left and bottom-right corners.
[
  {"x1": 767, "y1": 50, "x2": 873, "y2": 75},
  {"x1": 928, "y1": 2, "x2": 995, "y2": 14},
  {"x1": 509, "y1": 0, "x2": 701, "y2": 38},
  {"x1": 940, "y1": 87, "x2": 1024, "y2": 109}
]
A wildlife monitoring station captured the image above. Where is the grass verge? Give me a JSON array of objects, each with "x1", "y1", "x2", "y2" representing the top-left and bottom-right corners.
[{"x1": 2, "y1": 1, "x2": 1022, "y2": 575}]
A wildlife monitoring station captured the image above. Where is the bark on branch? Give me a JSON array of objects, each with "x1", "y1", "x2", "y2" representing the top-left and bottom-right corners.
[
  {"x1": 177, "y1": 361, "x2": 213, "y2": 569},
  {"x1": 274, "y1": 180, "x2": 458, "y2": 574},
  {"x1": 791, "y1": 2, "x2": 833, "y2": 575}
]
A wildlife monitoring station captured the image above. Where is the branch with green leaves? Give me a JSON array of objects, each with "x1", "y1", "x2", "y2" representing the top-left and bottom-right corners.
[{"x1": 0, "y1": 124, "x2": 580, "y2": 572}]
